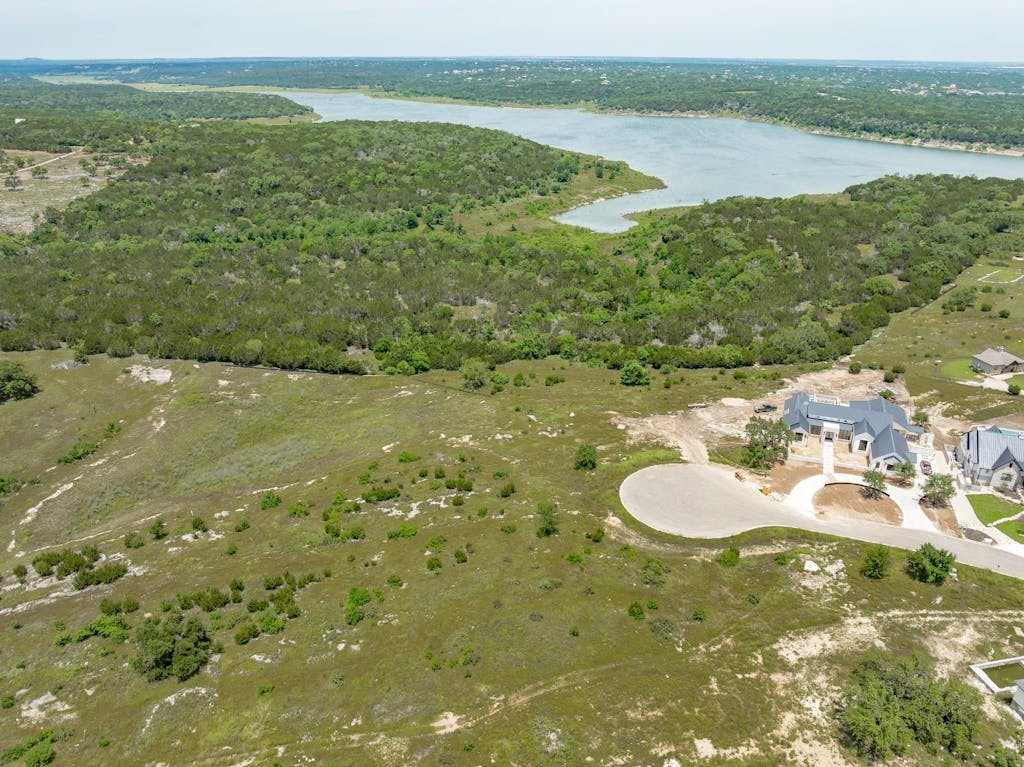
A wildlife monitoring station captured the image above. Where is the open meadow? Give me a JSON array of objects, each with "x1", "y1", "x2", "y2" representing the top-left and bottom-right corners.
[{"x1": 2, "y1": 351, "x2": 1024, "y2": 765}]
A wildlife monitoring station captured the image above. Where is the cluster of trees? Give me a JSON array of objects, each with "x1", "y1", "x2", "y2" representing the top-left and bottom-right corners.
[
  {"x1": 839, "y1": 654, "x2": 981, "y2": 760},
  {"x1": 13, "y1": 58, "x2": 1023, "y2": 149}
]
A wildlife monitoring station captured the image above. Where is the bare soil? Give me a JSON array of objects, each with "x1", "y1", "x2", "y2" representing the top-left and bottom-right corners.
[
  {"x1": 813, "y1": 484, "x2": 902, "y2": 526},
  {"x1": 767, "y1": 462, "x2": 821, "y2": 494},
  {"x1": 923, "y1": 502, "x2": 963, "y2": 537}
]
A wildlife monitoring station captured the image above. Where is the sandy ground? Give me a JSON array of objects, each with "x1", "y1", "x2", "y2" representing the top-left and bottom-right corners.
[
  {"x1": 923, "y1": 502, "x2": 962, "y2": 537},
  {"x1": 767, "y1": 462, "x2": 821, "y2": 494},
  {"x1": 813, "y1": 484, "x2": 901, "y2": 526},
  {"x1": 614, "y1": 366, "x2": 912, "y2": 465}
]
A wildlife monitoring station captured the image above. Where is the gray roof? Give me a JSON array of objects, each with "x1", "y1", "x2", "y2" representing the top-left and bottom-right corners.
[
  {"x1": 973, "y1": 347, "x2": 1024, "y2": 367},
  {"x1": 783, "y1": 392, "x2": 917, "y2": 464},
  {"x1": 959, "y1": 425, "x2": 1024, "y2": 472}
]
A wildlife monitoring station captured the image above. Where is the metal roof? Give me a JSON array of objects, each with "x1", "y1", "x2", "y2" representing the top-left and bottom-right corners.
[
  {"x1": 783, "y1": 392, "x2": 916, "y2": 464},
  {"x1": 960, "y1": 425, "x2": 1024, "y2": 471},
  {"x1": 973, "y1": 347, "x2": 1024, "y2": 367}
]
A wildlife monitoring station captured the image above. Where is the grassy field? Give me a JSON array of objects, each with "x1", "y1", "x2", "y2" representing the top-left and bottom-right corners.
[
  {"x1": 968, "y1": 494, "x2": 1023, "y2": 526},
  {"x1": 997, "y1": 519, "x2": 1024, "y2": 544},
  {"x1": 1, "y1": 351, "x2": 1024, "y2": 765},
  {"x1": 856, "y1": 258, "x2": 1024, "y2": 423}
]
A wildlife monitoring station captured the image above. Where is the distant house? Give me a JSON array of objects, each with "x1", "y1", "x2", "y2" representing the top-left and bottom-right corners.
[
  {"x1": 782, "y1": 392, "x2": 924, "y2": 470},
  {"x1": 954, "y1": 425, "x2": 1024, "y2": 491},
  {"x1": 971, "y1": 347, "x2": 1024, "y2": 375}
]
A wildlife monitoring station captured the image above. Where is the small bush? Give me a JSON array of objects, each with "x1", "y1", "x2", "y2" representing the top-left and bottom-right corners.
[
  {"x1": 627, "y1": 601, "x2": 645, "y2": 620},
  {"x1": 190, "y1": 517, "x2": 208, "y2": 533},
  {"x1": 58, "y1": 440, "x2": 98, "y2": 464},
  {"x1": 124, "y1": 532, "x2": 145, "y2": 550},
  {"x1": 718, "y1": 547, "x2": 740, "y2": 567},
  {"x1": 398, "y1": 451, "x2": 421, "y2": 463},
  {"x1": 848, "y1": 362, "x2": 862, "y2": 374},
  {"x1": 387, "y1": 523, "x2": 417, "y2": 539},
  {"x1": 426, "y1": 556, "x2": 442, "y2": 572},
  {"x1": 691, "y1": 607, "x2": 707, "y2": 622},
  {"x1": 535, "y1": 503, "x2": 559, "y2": 538},
  {"x1": 861, "y1": 545, "x2": 891, "y2": 579},
  {"x1": 573, "y1": 444, "x2": 598, "y2": 471},
  {"x1": 498, "y1": 482, "x2": 516, "y2": 498},
  {"x1": 500, "y1": 523, "x2": 517, "y2": 534},
  {"x1": 259, "y1": 491, "x2": 282, "y2": 510}
]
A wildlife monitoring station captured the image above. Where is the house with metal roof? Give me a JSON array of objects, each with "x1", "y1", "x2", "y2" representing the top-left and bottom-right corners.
[
  {"x1": 971, "y1": 347, "x2": 1024, "y2": 375},
  {"x1": 954, "y1": 425, "x2": 1024, "y2": 491},
  {"x1": 782, "y1": 392, "x2": 924, "y2": 470}
]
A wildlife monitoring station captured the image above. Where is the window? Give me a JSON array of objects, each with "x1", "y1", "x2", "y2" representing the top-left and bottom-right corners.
[
  {"x1": 1001, "y1": 473, "x2": 1014, "y2": 483},
  {"x1": 838, "y1": 429, "x2": 852, "y2": 441},
  {"x1": 809, "y1": 425, "x2": 822, "y2": 436},
  {"x1": 857, "y1": 439, "x2": 868, "y2": 452}
]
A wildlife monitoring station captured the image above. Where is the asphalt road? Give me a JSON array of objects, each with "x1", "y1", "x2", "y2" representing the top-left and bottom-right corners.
[{"x1": 619, "y1": 463, "x2": 1024, "y2": 580}]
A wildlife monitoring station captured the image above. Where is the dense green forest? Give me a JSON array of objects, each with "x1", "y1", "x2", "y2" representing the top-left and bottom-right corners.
[
  {"x1": 0, "y1": 77, "x2": 310, "y2": 152},
  {"x1": 1, "y1": 103, "x2": 1021, "y2": 373},
  {"x1": 6, "y1": 58, "x2": 1024, "y2": 148}
]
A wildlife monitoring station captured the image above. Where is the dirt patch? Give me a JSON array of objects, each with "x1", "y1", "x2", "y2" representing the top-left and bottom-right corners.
[
  {"x1": 129, "y1": 365, "x2": 172, "y2": 384},
  {"x1": 768, "y1": 462, "x2": 821, "y2": 494},
  {"x1": 923, "y1": 502, "x2": 962, "y2": 537},
  {"x1": 813, "y1": 484, "x2": 902, "y2": 526}
]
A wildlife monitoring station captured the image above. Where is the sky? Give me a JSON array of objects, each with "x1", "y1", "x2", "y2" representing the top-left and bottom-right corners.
[{"x1": 4, "y1": 0, "x2": 1022, "y2": 62}]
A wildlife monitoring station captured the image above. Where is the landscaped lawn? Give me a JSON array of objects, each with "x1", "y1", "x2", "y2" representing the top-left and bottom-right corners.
[
  {"x1": 996, "y1": 518, "x2": 1024, "y2": 543},
  {"x1": 971, "y1": 493, "x2": 1024, "y2": 525},
  {"x1": 940, "y1": 358, "x2": 981, "y2": 381}
]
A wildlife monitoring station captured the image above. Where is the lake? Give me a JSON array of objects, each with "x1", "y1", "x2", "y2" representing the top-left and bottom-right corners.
[{"x1": 280, "y1": 91, "x2": 1024, "y2": 232}]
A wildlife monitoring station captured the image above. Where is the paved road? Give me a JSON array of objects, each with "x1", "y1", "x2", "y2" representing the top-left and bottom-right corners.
[{"x1": 620, "y1": 463, "x2": 1024, "y2": 580}]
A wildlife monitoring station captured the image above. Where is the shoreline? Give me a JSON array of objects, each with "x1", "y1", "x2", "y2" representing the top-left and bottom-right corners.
[{"x1": 99, "y1": 80, "x2": 1024, "y2": 157}]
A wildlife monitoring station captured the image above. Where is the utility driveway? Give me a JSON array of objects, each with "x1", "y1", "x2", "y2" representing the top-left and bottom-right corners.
[{"x1": 620, "y1": 463, "x2": 1024, "y2": 580}]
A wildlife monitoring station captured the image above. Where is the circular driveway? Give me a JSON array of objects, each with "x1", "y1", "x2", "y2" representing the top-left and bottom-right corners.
[{"x1": 620, "y1": 463, "x2": 1024, "y2": 580}]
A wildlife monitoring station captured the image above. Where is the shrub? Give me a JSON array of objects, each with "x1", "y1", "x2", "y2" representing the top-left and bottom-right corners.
[
  {"x1": 619, "y1": 361, "x2": 650, "y2": 386},
  {"x1": 573, "y1": 444, "x2": 597, "y2": 471},
  {"x1": 73, "y1": 561, "x2": 128, "y2": 590},
  {"x1": 234, "y1": 621, "x2": 260, "y2": 645},
  {"x1": 149, "y1": 518, "x2": 167, "y2": 540},
  {"x1": 258, "y1": 613, "x2": 286, "y2": 634},
  {"x1": 860, "y1": 545, "x2": 891, "y2": 579},
  {"x1": 259, "y1": 491, "x2": 282, "y2": 510},
  {"x1": 500, "y1": 523, "x2": 517, "y2": 534},
  {"x1": 426, "y1": 556, "x2": 442, "y2": 572},
  {"x1": 586, "y1": 528, "x2": 604, "y2": 543},
  {"x1": 0, "y1": 361, "x2": 40, "y2": 402},
  {"x1": 1000, "y1": 309, "x2": 1011, "y2": 318},
  {"x1": 691, "y1": 607, "x2": 707, "y2": 622},
  {"x1": 535, "y1": 503, "x2": 559, "y2": 538},
  {"x1": 498, "y1": 482, "x2": 516, "y2": 498},
  {"x1": 364, "y1": 486, "x2": 401, "y2": 503},
  {"x1": 190, "y1": 516, "x2": 208, "y2": 533},
  {"x1": 12, "y1": 563, "x2": 27, "y2": 580},
  {"x1": 848, "y1": 362, "x2": 862, "y2": 374},
  {"x1": 247, "y1": 599, "x2": 268, "y2": 613},
  {"x1": 287, "y1": 501, "x2": 311, "y2": 518},
  {"x1": 627, "y1": 601, "x2": 645, "y2": 620},
  {"x1": 58, "y1": 440, "x2": 98, "y2": 464},
  {"x1": 124, "y1": 532, "x2": 145, "y2": 549},
  {"x1": 387, "y1": 523, "x2": 417, "y2": 539},
  {"x1": 263, "y1": 575, "x2": 284, "y2": 590},
  {"x1": 883, "y1": 370, "x2": 896, "y2": 383},
  {"x1": 386, "y1": 574, "x2": 403, "y2": 588},
  {"x1": 1010, "y1": 383, "x2": 1021, "y2": 396},
  {"x1": 718, "y1": 547, "x2": 740, "y2": 567},
  {"x1": 451, "y1": 495, "x2": 465, "y2": 507},
  {"x1": 398, "y1": 451, "x2": 421, "y2": 463},
  {"x1": 906, "y1": 544, "x2": 956, "y2": 584}
]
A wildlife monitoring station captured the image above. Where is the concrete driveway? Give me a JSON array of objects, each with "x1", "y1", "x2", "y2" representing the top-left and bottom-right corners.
[{"x1": 620, "y1": 463, "x2": 1024, "y2": 580}]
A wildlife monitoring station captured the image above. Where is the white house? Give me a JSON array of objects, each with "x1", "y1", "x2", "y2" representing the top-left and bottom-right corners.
[
  {"x1": 954, "y1": 425, "x2": 1024, "y2": 491},
  {"x1": 782, "y1": 392, "x2": 927, "y2": 470},
  {"x1": 971, "y1": 347, "x2": 1024, "y2": 376}
]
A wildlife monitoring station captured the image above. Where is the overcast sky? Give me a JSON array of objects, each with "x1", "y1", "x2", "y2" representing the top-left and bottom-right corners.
[{"x1": 4, "y1": 0, "x2": 1021, "y2": 62}]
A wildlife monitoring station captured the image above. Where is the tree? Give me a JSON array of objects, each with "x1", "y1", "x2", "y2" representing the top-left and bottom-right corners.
[
  {"x1": 890, "y1": 461, "x2": 916, "y2": 484},
  {"x1": 131, "y1": 613, "x2": 213, "y2": 682},
  {"x1": 535, "y1": 502, "x2": 559, "y2": 537},
  {"x1": 1010, "y1": 383, "x2": 1021, "y2": 396},
  {"x1": 742, "y1": 417, "x2": 794, "y2": 469},
  {"x1": 619, "y1": 360, "x2": 649, "y2": 387},
  {"x1": 906, "y1": 543, "x2": 956, "y2": 584},
  {"x1": 860, "y1": 545, "x2": 891, "y2": 579},
  {"x1": 460, "y1": 358, "x2": 489, "y2": 391},
  {"x1": 0, "y1": 361, "x2": 40, "y2": 402},
  {"x1": 921, "y1": 473, "x2": 955, "y2": 506},
  {"x1": 3, "y1": 174, "x2": 20, "y2": 191},
  {"x1": 862, "y1": 470, "x2": 886, "y2": 498},
  {"x1": 911, "y1": 411, "x2": 930, "y2": 427},
  {"x1": 573, "y1": 444, "x2": 597, "y2": 471}
]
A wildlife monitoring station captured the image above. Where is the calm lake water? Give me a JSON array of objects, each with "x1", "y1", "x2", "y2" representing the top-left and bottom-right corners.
[{"x1": 281, "y1": 91, "x2": 1024, "y2": 232}]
